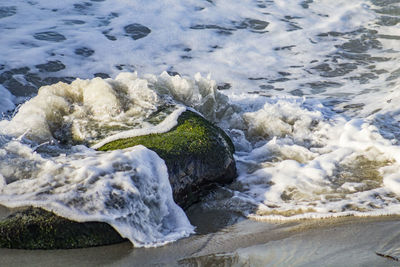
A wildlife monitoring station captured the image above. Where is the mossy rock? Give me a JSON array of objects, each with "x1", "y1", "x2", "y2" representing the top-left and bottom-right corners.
[
  {"x1": 98, "y1": 110, "x2": 237, "y2": 208},
  {"x1": 0, "y1": 207, "x2": 125, "y2": 249},
  {"x1": 0, "y1": 110, "x2": 236, "y2": 249}
]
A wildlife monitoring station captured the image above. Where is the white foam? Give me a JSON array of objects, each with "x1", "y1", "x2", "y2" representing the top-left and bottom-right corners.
[
  {"x1": 225, "y1": 96, "x2": 400, "y2": 220},
  {"x1": 0, "y1": 86, "x2": 15, "y2": 115},
  {"x1": 0, "y1": 0, "x2": 382, "y2": 94},
  {"x1": 0, "y1": 143, "x2": 194, "y2": 247},
  {"x1": 0, "y1": 72, "x2": 227, "y2": 146}
]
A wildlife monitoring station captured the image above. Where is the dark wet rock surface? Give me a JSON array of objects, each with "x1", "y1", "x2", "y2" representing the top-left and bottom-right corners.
[
  {"x1": 124, "y1": 23, "x2": 151, "y2": 40},
  {"x1": 0, "y1": 207, "x2": 125, "y2": 249}
]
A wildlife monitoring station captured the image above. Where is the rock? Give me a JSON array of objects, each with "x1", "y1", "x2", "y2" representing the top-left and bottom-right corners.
[
  {"x1": 0, "y1": 110, "x2": 237, "y2": 249},
  {"x1": 97, "y1": 110, "x2": 237, "y2": 209},
  {"x1": 0, "y1": 207, "x2": 125, "y2": 249}
]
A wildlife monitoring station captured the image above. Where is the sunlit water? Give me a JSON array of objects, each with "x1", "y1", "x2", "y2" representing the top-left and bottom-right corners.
[{"x1": 1, "y1": 0, "x2": 400, "y2": 250}]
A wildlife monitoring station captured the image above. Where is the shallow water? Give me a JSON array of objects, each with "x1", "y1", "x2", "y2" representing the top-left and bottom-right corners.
[
  {"x1": 1, "y1": 0, "x2": 400, "y2": 260},
  {"x1": 0, "y1": 205, "x2": 399, "y2": 266}
]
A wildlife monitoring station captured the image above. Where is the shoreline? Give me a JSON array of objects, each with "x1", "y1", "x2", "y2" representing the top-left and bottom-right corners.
[{"x1": 1, "y1": 205, "x2": 400, "y2": 266}]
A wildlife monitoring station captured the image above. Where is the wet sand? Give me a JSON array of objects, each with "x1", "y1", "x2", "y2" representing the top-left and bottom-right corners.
[{"x1": 0, "y1": 205, "x2": 399, "y2": 266}]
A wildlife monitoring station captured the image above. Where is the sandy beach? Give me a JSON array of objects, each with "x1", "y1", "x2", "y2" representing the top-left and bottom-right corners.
[{"x1": 1, "y1": 205, "x2": 400, "y2": 266}]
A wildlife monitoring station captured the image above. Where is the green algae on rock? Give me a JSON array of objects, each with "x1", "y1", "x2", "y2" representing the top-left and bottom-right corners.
[
  {"x1": 97, "y1": 110, "x2": 237, "y2": 209},
  {"x1": 0, "y1": 110, "x2": 236, "y2": 249},
  {"x1": 0, "y1": 207, "x2": 125, "y2": 249}
]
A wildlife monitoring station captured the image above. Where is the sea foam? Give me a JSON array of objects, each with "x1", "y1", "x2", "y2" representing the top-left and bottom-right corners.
[
  {"x1": 0, "y1": 143, "x2": 194, "y2": 247},
  {"x1": 0, "y1": 85, "x2": 15, "y2": 115},
  {"x1": 218, "y1": 96, "x2": 400, "y2": 220},
  {"x1": 0, "y1": 72, "x2": 225, "y2": 247}
]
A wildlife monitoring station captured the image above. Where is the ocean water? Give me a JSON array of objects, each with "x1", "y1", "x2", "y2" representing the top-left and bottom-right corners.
[{"x1": 1, "y1": 0, "x2": 400, "y2": 249}]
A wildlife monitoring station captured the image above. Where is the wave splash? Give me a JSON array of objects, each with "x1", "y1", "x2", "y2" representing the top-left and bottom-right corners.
[
  {"x1": 0, "y1": 144, "x2": 194, "y2": 247},
  {"x1": 2, "y1": 71, "x2": 400, "y2": 246},
  {"x1": 199, "y1": 94, "x2": 400, "y2": 220},
  {"x1": 0, "y1": 72, "x2": 227, "y2": 247}
]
